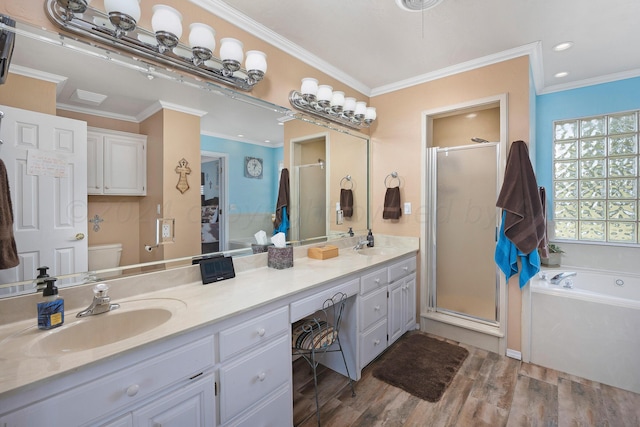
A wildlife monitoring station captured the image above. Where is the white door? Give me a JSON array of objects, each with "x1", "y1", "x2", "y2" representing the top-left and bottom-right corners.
[{"x1": 0, "y1": 105, "x2": 87, "y2": 287}]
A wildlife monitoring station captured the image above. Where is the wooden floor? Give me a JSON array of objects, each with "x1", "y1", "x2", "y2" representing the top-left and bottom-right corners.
[{"x1": 293, "y1": 333, "x2": 640, "y2": 427}]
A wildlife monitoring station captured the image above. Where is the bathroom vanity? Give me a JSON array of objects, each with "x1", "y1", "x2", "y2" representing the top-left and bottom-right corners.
[{"x1": 0, "y1": 236, "x2": 418, "y2": 426}]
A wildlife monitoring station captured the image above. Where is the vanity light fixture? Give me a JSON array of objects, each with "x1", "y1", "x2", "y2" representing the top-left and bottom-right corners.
[
  {"x1": 289, "y1": 78, "x2": 377, "y2": 130},
  {"x1": 46, "y1": 0, "x2": 267, "y2": 91}
]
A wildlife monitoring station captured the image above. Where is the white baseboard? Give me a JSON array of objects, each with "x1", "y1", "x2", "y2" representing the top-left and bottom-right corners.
[{"x1": 506, "y1": 349, "x2": 522, "y2": 360}]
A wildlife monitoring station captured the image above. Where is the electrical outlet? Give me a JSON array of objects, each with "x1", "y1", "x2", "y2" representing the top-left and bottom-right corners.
[{"x1": 157, "y1": 218, "x2": 175, "y2": 243}]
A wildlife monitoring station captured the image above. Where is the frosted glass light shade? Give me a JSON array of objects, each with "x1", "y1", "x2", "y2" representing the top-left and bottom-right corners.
[
  {"x1": 317, "y1": 85, "x2": 333, "y2": 102},
  {"x1": 343, "y1": 97, "x2": 357, "y2": 113},
  {"x1": 219, "y1": 38, "x2": 244, "y2": 63},
  {"x1": 331, "y1": 91, "x2": 345, "y2": 107},
  {"x1": 354, "y1": 101, "x2": 367, "y2": 119},
  {"x1": 188, "y1": 23, "x2": 216, "y2": 51},
  {"x1": 245, "y1": 51, "x2": 267, "y2": 73},
  {"x1": 104, "y1": 0, "x2": 141, "y2": 21},
  {"x1": 151, "y1": 4, "x2": 183, "y2": 38},
  {"x1": 365, "y1": 107, "x2": 377, "y2": 123},
  {"x1": 301, "y1": 78, "x2": 318, "y2": 96}
]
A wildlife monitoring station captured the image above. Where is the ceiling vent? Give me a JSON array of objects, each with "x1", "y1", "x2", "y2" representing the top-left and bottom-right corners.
[{"x1": 395, "y1": 0, "x2": 444, "y2": 12}]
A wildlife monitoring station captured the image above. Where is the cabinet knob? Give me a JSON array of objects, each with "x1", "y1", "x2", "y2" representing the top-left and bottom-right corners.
[
  {"x1": 374, "y1": 339, "x2": 380, "y2": 346},
  {"x1": 374, "y1": 278, "x2": 380, "y2": 284},
  {"x1": 374, "y1": 305, "x2": 381, "y2": 311},
  {"x1": 257, "y1": 328, "x2": 266, "y2": 337},
  {"x1": 258, "y1": 372, "x2": 266, "y2": 382},
  {"x1": 126, "y1": 384, "x2": 140, "y2": 397},
  {"x1": 403, "y1": 266, "x2": 409, "y2": 271}
]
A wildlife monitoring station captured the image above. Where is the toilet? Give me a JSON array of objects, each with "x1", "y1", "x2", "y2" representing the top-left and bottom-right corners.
[{"x1": 88, "y1": 243, "x2": 123, "y2": 272}]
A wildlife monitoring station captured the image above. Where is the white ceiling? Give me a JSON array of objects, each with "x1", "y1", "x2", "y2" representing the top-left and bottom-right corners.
[
  {"x1": 201, "y1": 0, "x2": 640, "y2": 95},
  {"x1": 9, "y1": 0, "x2": 640, "y2": 146}
]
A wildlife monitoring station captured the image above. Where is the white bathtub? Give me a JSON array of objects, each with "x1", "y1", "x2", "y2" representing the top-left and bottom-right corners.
[{"x1": 529, "y1": 267, "x2": 640, "y2": 393}]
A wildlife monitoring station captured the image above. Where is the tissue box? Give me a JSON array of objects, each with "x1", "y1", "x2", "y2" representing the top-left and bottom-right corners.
[
  {"x1": 307, "y1": 245, "x2": 339, "y2": 260},
  {"x1": 268, "y1": 246, "x2": 293, "y2": 269},
  {"x1": 251, "y1": 243, "x2": 273, "y2": 254}
]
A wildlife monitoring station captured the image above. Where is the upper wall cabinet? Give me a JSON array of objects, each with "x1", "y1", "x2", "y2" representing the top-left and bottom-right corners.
[{"x1": 88, "y1": 127, "x2": 147, "y2": 196}]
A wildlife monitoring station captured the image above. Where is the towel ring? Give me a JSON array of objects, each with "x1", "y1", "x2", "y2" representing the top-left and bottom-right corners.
[
  {"x1": 384, "y1": 172, "x2": 400, "y2": 188},
  {"x1": 0, "y1": 111, "x2": 4, "y2": 145},
  {"x1": 340, "y1": 175, "x2": 353, "y2": 190}
]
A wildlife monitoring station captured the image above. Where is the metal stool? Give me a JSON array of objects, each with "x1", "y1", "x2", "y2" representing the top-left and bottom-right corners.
[{"x1": 292, "y1": 292, "x2": 356, "y2": 426}]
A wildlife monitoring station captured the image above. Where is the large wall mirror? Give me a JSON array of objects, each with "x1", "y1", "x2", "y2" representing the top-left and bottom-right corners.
[{"x1": 0, "y1": 19, "x2": 369, "y2": 297}]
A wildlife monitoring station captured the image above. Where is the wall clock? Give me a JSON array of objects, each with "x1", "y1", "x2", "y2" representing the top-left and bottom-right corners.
[{"x1": 244, "y1": 156, "x2": 263, "y2": 179}]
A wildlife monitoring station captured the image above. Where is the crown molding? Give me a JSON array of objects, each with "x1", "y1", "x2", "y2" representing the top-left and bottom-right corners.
[
  {"x1": 538, "y1": 68, "x2": 640, "y2": 95},
  {"x1": 371, "y1": 42, "x2": 544, "y2": 97},
  {"x1": 9, "y1": 64, "x2": 69, "y2": 97},
  {"x1": 56, "y1": 103, "x2": 139, "y2": 122},
  {"x1": 189, "y1": 0, "x2": 371, "y2": 96},
  {"x1": 137, "y1": 100, "x2": 208, "y2": 123},
  {"x1": 200, "y1": 129, "x2": 283, "y2": 148}
]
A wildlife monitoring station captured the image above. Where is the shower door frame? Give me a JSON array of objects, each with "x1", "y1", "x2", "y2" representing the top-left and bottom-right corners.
[{"x1": 420, "y1": 94, "x2": 508, "y2": 355}]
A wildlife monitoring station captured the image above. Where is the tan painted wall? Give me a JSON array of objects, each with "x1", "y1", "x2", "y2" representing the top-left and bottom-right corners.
[
  {"x1": 370, "y1": 56, "x2": 530, "y2": 351},
  {"x1": 0, "y1": 74, "x2": 56, "y2": 114},
  {"x1": 433, "y1": 107, "x2": 500, "y2": 147}
]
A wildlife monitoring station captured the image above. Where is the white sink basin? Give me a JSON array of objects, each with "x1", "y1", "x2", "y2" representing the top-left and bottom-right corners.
[
  {"x1": 8, "y1": 298, "x2": 186, "y2": 356},
  {"x1": 356, "y1": 247, "x2": 399, "y2": 256}
]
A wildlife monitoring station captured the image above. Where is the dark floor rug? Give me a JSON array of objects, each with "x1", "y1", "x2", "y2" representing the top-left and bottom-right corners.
[{"x1": 372, "y1": 332, "x2": 469, "y2": 402}]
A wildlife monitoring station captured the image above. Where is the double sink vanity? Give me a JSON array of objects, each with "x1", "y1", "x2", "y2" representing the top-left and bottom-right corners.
[{"x1": 0, "y1": 235, "x2": 418, "y2": 426}]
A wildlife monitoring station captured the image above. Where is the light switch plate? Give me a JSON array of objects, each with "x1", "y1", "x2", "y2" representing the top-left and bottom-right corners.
[{"x1": 404, "y1": 202, "x2": 412, "y2": 215}]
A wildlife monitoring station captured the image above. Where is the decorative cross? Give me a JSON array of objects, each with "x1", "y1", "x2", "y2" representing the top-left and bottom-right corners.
[
  {"x1": 175, "y1": 158, "x2": 191, "y2": 194},
  {"x1": 88, "y1": 214, "x2": 104, "y2": 232}
]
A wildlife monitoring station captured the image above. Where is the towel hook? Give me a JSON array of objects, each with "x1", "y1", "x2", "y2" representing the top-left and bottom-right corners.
[
  {"x1": 384, "y1": 171, "x2": 400, "y2": 188},
  {"x1": 340, "y1": 175, "x2": 353, "y2": 190}
]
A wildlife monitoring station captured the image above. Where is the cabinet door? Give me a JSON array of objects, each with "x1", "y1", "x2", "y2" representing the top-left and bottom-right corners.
[
  {"x1": 103, "y1": 134, "x2": 146, "y2": 195},
  {"x1": 388, "y1": 281, "x2": 404, "y2": 344},
  {"x1": 87, "y1": 131, "x2": 104, "y2": 195},
  {"x1": 132, "y1": 375, "x2": 215, "y2": 427},
  {"x1": 402, "y1": 274, "x2": 417, "y2": 333}
]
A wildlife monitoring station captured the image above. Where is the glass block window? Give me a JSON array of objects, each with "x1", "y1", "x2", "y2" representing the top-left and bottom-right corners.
[{"x1": 553, "y1": 111, "x2": 639, "y2": 243}]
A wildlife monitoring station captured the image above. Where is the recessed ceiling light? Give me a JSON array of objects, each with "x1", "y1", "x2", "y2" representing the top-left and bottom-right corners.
[
  {"x1": 553, "y1": 42, "x2": 573, "y2": 52},
  {"x1": 237, "y1": 134, "x2": 244, "y2": 138},
  {"x1": 465, "y1": 113, "x2": 477, "y2": 119},
  {"x1": 264, "y1": 140, "x2": 271, "y2": 143},
  {"x1": 554, "y1": 71, "x2": 569, "y2": 78}
]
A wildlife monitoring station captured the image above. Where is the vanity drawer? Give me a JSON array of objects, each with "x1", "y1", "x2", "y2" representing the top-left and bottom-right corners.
[
  {"x1": 360, "y1": 267, "x2": 389, "y2": 295},
  {"x1": 219, "y1": 306, "x2": 289, "y2": 362},
  {"x1": 0, "y1": 335, "x2": 215, "y2": 427},
  {"x1": 219, "y1": 334, "x2": 291, "y2": 424},
  {"x1": 359, "y1": 318, "x2": 387, "y2": 367},
  {"x1": 290, "y1": 278, "x2": 360, "y2": 321},
  {"x1": 359, "y1": 286, "x2": 388, "y2": 331},
  {"x1": 388, "y1": 257, "x2": 417, "y2": 283},
  {"x1": 225, "y1": 384, "x2": 292, "y2": 427}
]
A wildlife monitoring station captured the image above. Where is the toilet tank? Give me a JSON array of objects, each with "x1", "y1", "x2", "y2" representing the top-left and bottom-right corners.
[{"x1": 88, "y1": 243, "x2": 123, "y2": 271}]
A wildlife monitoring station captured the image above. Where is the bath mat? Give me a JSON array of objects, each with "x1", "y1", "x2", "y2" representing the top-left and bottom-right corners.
[{"x1": 372, "y1": 332, "x2": 468, "y2": 402}]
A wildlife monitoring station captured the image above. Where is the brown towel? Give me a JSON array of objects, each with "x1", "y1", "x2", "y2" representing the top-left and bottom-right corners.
[
  {"x1": 273, "y1": 168, "x2": 290, "y2": 232},
  {"x1": 537, "y1": 186, "x2": 549, "y2": 258},
  {"x1": 496, "y1": 140, "x2": 545, "y2": 254},
  {"x1": 340, "y1": 189, "x2": 353, "y2": 218},
  {"x1": 0, "y1": 159, "x2": 19, "y2": 269},
  {"x1": 383, "y1": 186, "x2": 402, "y2": 220}
]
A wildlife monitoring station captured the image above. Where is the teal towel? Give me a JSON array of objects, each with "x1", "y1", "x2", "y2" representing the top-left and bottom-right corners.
[{"x1": 495, "y1": 211, "x2": 540, "y2": 288}]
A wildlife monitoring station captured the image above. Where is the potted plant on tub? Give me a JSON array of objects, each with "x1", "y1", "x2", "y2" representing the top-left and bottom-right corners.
[{"x1": 541, "y1": 243, "x2": 563, "y2": 267}]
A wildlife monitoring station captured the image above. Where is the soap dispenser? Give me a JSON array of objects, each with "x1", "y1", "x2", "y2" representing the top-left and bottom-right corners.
[
  {"x1": 34, "y1": 266, "x2": 50, "y2": 292},
  {"x1": 367, "y1": 229, "x2": 375, "y2": 247},
  {"x1": 37, "y1": 278, "x2": 64, "y2": 330}
]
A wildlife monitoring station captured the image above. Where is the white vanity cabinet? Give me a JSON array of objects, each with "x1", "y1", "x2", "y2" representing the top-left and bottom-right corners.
[
  {"x1": 388, "y1": 257, "x2": 417, "y2": 345},
  {"x1": 88, "y1": 127, "x2": 147, "y2": 195},
  {"x1": 0, "y1": 328, "x2": 216, "y2": 427},
  {"x1": 217, "y1": 306, "x2": 292, "y2": 426}
]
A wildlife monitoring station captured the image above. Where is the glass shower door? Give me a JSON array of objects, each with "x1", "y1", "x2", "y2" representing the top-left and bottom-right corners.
[
  {"x1": 430, "y1": 143, "x2": 500, "y2": 323},
  {"x1": 296, "y1": 164, "x2": 326, "y2": 240}
]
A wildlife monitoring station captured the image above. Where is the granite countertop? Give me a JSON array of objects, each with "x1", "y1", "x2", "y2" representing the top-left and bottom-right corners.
[{"x1": 0, "y1": 236, "x2": 418, "y2": 397}]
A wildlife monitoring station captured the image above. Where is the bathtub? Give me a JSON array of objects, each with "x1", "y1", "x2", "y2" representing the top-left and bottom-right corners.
[{"x1": 528, "y1": 267, "x2": 640, "y2": 394}]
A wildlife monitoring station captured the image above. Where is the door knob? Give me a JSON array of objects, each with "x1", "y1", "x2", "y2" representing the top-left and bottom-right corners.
[{"x1": 75, "y1": 233, "x2": 85, "y2": 240}]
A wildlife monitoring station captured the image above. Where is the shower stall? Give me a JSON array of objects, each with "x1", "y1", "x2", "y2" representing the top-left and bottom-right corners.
[
  {"x1": 421, "y1": 95, "x2": 507, "y2": 354},
  {"x1": 294, "y1": 161, "x2": 326, "y2": 241}
]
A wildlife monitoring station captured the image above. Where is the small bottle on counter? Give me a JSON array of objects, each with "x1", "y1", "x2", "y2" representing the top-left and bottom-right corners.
[
  {"x1": 37, "y1": 278, "x2": 64, "y2": 330},
  {"x1": 367, "y1": 229, "x2": 375, "y2": 247},
  {"x1": 34, "y1": 266, "x2": 50, "y2": 292}
]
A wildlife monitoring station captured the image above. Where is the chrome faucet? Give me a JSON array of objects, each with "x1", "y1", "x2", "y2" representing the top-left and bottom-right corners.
[
  {"x1": 353, "y1": 239, "x2": 368, "y2": 250},
  {"x1": 76, "y1": 283, "x2": 120, "y2": 317},
  {"x1": 549, "y1": 271, "x2": 577, "y2": 288}
]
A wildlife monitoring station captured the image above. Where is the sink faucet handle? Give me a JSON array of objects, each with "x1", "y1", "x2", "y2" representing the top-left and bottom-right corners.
[{"x1": 93, "y1": 283, "x2": 110, "y2": 296}]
